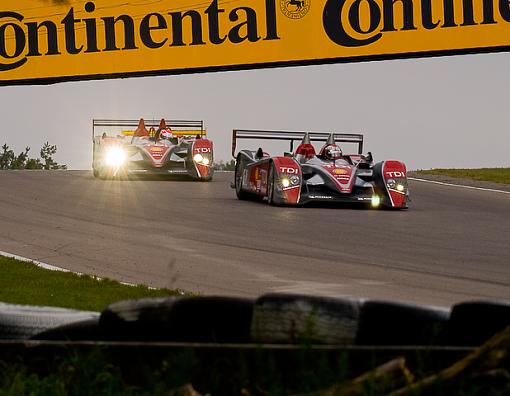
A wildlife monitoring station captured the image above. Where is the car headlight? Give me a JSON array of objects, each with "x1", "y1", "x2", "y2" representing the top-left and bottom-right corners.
[
  {"x1": 289, "y1": 175, "x2": 300, "y2": 186},
  {"x1": 371, "y1": 195, "x2": 381, "y2": 207},
  {"x1": 105, "y1": 147, "x2": 127, "y2": 167},
  {"x1": 396, "y1": 184, "x2": 405, "y2": 192},
  {"x1": 386, "y1": 178, "x2": 396, "y2": 189},
  {"x1": 193, "y1": 153, "x2": 211, "y2": 166},
  {"x1": 280, "y1": 174, "x2": 300, "y2": 188}
]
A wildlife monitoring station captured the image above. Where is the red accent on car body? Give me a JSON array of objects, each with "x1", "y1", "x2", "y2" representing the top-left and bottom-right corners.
[
  {"x1": 192, "y1": 139, "x2": 214, "y2": 178},
  {"x1": 272, "y1": 157, "x2": 301, "y2": 204},
  {"x1": 294, "y1": 143, "x2": 316, "y2": 160},
  {"x1": 383, "y1": 160, "x2": 407, "y2": 208}
]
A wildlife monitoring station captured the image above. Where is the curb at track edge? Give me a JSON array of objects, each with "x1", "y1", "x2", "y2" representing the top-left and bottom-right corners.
[
  {"x1": 408, "y1": 177, "x2": 510, "y2": 195},
  {"x1": 0, "y1": 250, "x2": 154, "y2": 289}
]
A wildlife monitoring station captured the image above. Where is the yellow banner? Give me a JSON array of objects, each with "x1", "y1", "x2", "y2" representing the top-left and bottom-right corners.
[{"x1": 1, "y1": 0, "x2": 509, "y2": 85}]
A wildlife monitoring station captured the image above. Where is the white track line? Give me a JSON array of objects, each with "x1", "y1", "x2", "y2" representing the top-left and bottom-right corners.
[
  {"x1": 0, "y1": 250, "x2": 155, "y2": 289},
  {"x1": 409, "y1": 177, "x2": 510, "y2": 195},
  {"x1": 0, "y1": 250, "x2": 72, "y2": 273}
]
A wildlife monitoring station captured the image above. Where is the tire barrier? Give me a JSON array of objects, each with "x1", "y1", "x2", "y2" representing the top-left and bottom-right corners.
[
  {"x1": 99, "y1": 297, "x2": 178, "y2": 341},
  {"x1": 158, "y1": 296, "x2": 254, "y2": 343},
  {"x1": 250, "y1": 294, "x2": 361, "y2": 344},
  {"x1": 99, "y1": 296, "x2": 254, "y2": 342},
  {"x1": 355, "y1": 301, "x2": 450, "y2": 346},
  {"x1": 3, "y1": 295, "x2": 510, "y2": 346},
  {"x1": 31, "y1": 317, "x2": 103, "y2": 341},
  {"x1": 446, "y1": 301, "x2": 510, "y2": 346},
  {"x1": 0, "y1": 302, "x2": 99, "y2": 340}
]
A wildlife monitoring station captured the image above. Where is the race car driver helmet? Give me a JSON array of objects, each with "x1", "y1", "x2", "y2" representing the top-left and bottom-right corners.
[{"x1": 324, "y1": 144, "x2": 343, "y2": 161}]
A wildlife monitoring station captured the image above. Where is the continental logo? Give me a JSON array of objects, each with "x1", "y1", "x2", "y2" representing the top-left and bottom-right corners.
[
  {"x1": 322, "y1": 0, "x2": 510, "y2": 47},
  {"x1": 1, "y1": 0, "x2": 510, "y2": 82},
  {"x1": 0, "y1": 0, "x2": 279, "y2": 72}
]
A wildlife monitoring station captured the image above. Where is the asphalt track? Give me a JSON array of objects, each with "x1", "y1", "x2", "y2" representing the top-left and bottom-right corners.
[{"x1": 0, "y1": 171, "x2": 509, "y2": 307}]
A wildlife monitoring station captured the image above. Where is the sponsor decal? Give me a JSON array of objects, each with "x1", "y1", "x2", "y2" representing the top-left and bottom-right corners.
[
  {"x1": 383, "y1": 160, "x2": 407, "y2": 207},
  {"x1": 321, "y1": 164, "x2": 353, "y2": 188},
  {"x1": 194, "y1": 147, "x2": 212, "y2": 154},
  {"x1": 1, "y1": 0, "x2": 510, "y2": 85},
  {"x1": 146, "y1": 144, "x2": 169, "y2": 161},
  {"x1": 385, "y1": 171, "x2": 406, "y2": 178},
  {"x1": 280, "y1": 167, "x2": 299, "y2": 174},
  {"x1": 280, "y1": 0, "x2": 311, "y2": 19}
]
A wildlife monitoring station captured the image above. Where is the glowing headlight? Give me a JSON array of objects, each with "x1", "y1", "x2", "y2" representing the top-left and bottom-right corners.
[
  {"x1": 105, "y1": 147, "x2": 127, "y2": 167},
  {"x1": 371, "y1": 195, "x2": 381, "y2": 207},
  {"x1": 386, "y1": 178, "x2": 396, "y2": 189},
  {"x1": 396, "y1": 184, "x2": 405, "y2": 192},
  {"x1": 202, "y1": 158, "x2": 210, "y2": 166},
  {"x1": 193, "y1": 153, "x2": 204, "y2": 163},
  {"x1": 281, "y1": 178, "x2": 290, "y2": 188}
]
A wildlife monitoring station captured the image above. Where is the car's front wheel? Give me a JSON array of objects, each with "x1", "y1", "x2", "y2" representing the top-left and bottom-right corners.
[
  {"x1": 267, "y1": 163, "x2": 281, "y2": 206},
  {"x1": 235, "y1": 155, "x2": 251, "y2": 200}
]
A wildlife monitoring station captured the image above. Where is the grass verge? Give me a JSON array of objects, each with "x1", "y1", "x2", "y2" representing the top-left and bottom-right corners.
[
  {"x1": 414, "y1": 168, "x2": 510, "y2": 184},
  {"x1": 0, "y1": 256, "x2": 184, "y2": 311}
]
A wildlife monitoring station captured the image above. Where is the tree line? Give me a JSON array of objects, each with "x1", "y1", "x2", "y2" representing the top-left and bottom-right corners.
[
  {"x1": 213, "y1": 159, "x2": 235, "y2": 171},
  {"x1": 0, "y1": 142, "x2": 67, "y2": 170}
]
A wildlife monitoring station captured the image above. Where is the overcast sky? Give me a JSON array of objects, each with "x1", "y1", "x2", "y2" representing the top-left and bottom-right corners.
[{"x1": 1, "y1": 51, "x2": 508, "y2": 170}]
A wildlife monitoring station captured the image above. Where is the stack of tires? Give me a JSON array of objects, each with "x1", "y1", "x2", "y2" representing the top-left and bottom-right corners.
[{"x1": 1, "y1": 295, "x2": 509, "y2": 347}]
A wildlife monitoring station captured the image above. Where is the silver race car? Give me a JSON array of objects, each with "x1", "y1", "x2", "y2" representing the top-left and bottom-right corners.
[{"x1": 92, "y1": 118, "x2": 214, "y2": 181}]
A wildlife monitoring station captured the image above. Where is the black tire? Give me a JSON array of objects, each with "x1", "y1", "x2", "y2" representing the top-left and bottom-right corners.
[
  {"x1": 97, "y1": 164, "x2": 108, "y2": 180},
  {"x1": 0, "y1": 302, "x2": 99, "y2": 340},
  {"x1": 267, "y1": 163, "x2": 279, "y2": 206},
  {"x1": 92, "y1": 147, "x2": 99, "y2": 178},
  {"x1": 31, "y1": 317, "x2": 104, "y2": 341},
  {"x1": 99, "y1": 297, "x2": 178, "y2": 341},
  {"x1": 161, "y1": 296, "x2": 255, "y2": 343},
  {"x1": 355, "y1": 300, "x2": 450, "y2": 346},
  {"x1": 235, "y1": 154, "x2": 251, "y2": 200},
  {"x1": 99, "y1": 296, "x2": 254, "y2": 343},
  {"x1": 446, "y1": 301, "x2": 510, "y2": 346},
  {"x1": 250, "y1": 293, "x2": 361, "y2": 344}
]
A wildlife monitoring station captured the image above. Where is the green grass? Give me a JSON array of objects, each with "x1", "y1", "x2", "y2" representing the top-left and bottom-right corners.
[
  {"x1": 415, "y1": 168, "x2": 510, "y2": 184},
  {"x1": 0, "y1": 256, "x2": 185, "y2": 312}
]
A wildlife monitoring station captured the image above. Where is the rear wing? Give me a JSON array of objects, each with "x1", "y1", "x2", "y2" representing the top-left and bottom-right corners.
[
  {"x1": 232, "y1": 129, "x2": 364, "y2": 157},
  {"x1": 93, "y1": 119, "x2": 205, "y2": 139}
]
